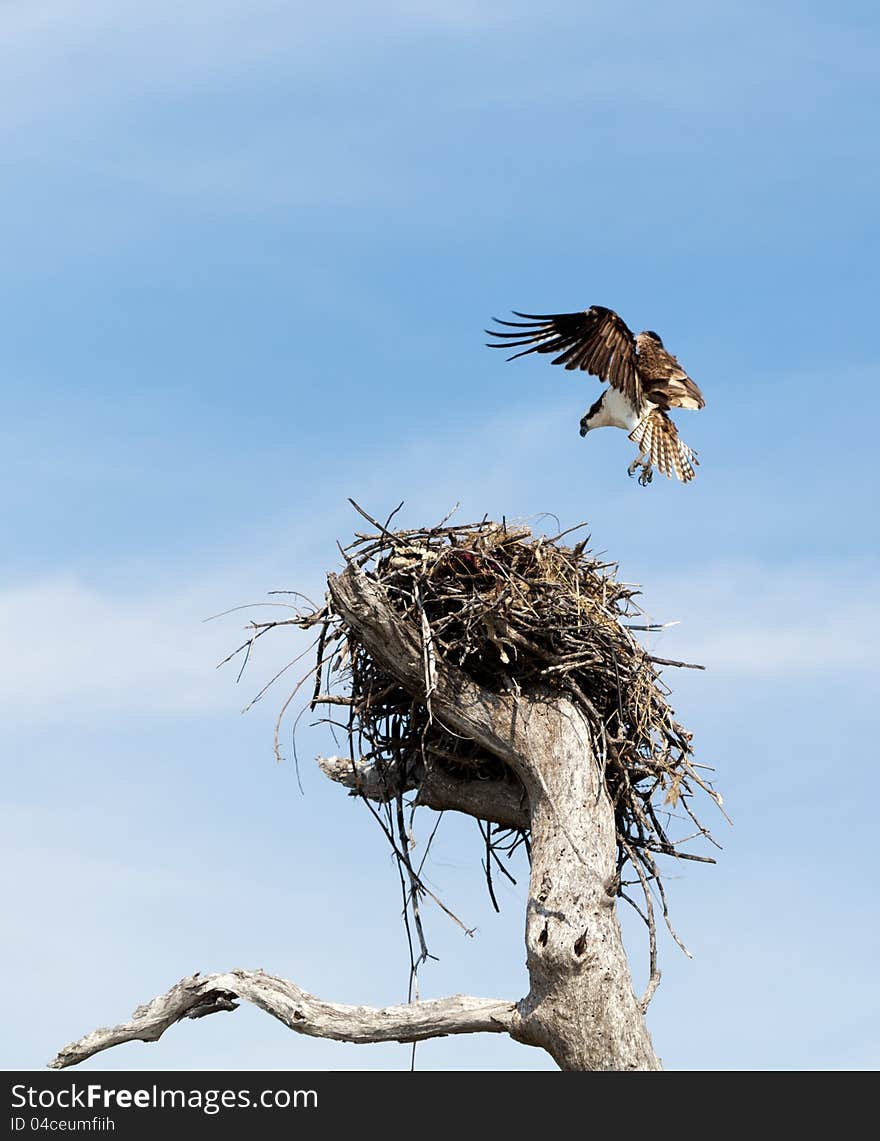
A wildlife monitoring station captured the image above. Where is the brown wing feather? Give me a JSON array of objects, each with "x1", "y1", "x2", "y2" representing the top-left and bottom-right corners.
[
  {"x1": 636, "y1": 338, "x2": 705, "y2": 411},
  {"x1": 487, "y1": 305, "x2": 642, "y2": 406},
  {"x1": 628, "y1": 410, "x2": 699, "y2": 483},
  {"x1": 646, "y1": 373, "x2": 706, "y2": 411}
]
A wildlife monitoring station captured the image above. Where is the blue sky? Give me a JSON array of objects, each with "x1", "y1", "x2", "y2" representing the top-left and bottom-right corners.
[{"x1": 2, "y1": 0, "x2": 878, "y2": 1071}]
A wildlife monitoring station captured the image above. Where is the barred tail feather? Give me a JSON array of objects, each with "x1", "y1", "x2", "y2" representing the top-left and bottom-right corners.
[{"x1": 629, "y1": 410, "x2": 699, "y2": 483}]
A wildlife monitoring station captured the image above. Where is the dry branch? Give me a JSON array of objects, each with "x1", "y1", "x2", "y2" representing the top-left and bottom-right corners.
[
  {"x1": 49, "y1": 970, "x2": 516, "y2": 1070},
  {"x1": 318, "y1": 754, "x2": 529, "y2": 829}
]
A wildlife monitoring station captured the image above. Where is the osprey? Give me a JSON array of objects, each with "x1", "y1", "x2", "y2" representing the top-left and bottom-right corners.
[{"x1": 487, "y1": 305, "x2": 705, "y2": 485}]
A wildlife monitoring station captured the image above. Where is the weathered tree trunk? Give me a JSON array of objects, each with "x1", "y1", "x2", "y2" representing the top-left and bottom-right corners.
[{"x1": 508, "y1": 700, "x2": 659, "y2": 1069}]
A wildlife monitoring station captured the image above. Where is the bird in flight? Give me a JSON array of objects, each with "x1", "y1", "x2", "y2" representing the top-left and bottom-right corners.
[{"x1": 486, "y1": 305, "x2": 705, "y2": 485}]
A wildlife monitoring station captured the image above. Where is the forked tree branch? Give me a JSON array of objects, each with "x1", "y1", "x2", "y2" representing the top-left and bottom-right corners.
[{"x1": 49, "y1": 970, "x2": 518, "y2": 1070}]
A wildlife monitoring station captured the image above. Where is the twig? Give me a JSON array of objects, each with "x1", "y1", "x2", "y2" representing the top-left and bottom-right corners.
[{"x1": 648, "y1": 655, "x2": 706, "y2": 671}]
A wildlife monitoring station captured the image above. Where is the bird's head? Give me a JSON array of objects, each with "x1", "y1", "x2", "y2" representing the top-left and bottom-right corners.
[
  {"x1": 641, "y1": 330, "x2": 664, "y2": 347},
  {"x1": 579, "y1": 394, "x2": 606, "y2": 436}
]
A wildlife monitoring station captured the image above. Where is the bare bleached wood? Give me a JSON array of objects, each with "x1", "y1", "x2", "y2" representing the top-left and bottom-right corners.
[
  {"x1": 509, "y1": 696, "x2": 660, "y2": 1069},
  {"x1": 49, "y1": 969, "x2": 516, "y2": 1070},
  {"x1": 317, "y1": 753, "x2": 418, "y2": 799},
  {"x1": 318, "y1": 754, "x2": 530, "y2": 830}
]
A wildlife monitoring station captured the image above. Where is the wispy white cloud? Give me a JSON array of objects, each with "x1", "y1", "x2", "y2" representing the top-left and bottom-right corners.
[
  {"x1": 0, "y1": 0, "x2": 510, "y2": 129},
  {"x1": 0, "y1": 0, "x2": 521, "y2": 217},
  {"x1": 646, "y1": 561, "x2": 880, "y2": 679},
  {"x1": 0, "y1": 574, "x2": 318, "y2": 723}
]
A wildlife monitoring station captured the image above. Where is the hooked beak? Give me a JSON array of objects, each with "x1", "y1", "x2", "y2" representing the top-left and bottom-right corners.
[{"x1": 579, "y1": 423, "x2": 590, "y2": 438}]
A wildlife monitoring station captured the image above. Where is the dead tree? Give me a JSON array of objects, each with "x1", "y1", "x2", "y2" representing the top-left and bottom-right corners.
[{"x1": 50, "y1": 516, "x2": 721, "y2": 1072}]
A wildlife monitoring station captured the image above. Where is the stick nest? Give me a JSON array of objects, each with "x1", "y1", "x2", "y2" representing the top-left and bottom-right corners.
[{"x1": 295, "y1": 513, "x2": 723, "y2": 933}]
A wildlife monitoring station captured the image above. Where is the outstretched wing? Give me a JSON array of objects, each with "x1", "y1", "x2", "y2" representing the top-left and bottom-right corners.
[
  {"x1": 486, "y1": 305, "x2": 642, "y2": 406},
  {"x1": 628, "y1": 409, "x2": 699, "y2": 483}
]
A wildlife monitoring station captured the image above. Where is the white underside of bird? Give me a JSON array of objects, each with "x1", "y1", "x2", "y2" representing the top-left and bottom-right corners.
[
  {"x1": 581, "y1": 386, "x2": 642, "y2": 433},
  {"x1": 580, "y1": 387, "x2": 700, "y2": 485}
]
